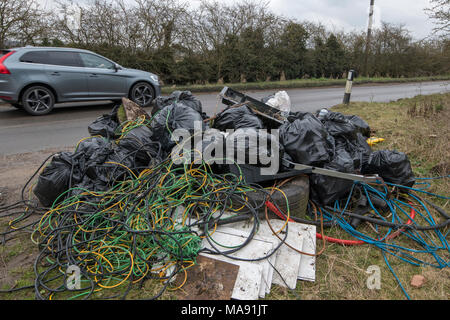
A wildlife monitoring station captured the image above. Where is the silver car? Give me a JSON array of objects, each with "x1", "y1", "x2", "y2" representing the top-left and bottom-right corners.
[{"x1": 0, "y1": 47, "x2": 161, "y2": 115}]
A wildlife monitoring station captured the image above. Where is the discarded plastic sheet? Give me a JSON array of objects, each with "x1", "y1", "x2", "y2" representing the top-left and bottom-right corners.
[
  {"x1": 203, "y1": 228, "x2": 276, "y2": 300},
  {"x1": 265, "y1": 91, "x2": 291, "y2": 118},
  {"x1": 297, "y1": 224, "x2": 317, "y2": 282},
  {"x1": 225, "y1": 218, "x2": 316, "y2": 289},
  {"x1": 201, "y1": 226, "x2": 277, "y2": 299}
]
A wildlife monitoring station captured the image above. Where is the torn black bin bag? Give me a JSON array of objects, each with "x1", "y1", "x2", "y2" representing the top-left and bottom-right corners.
[
  {"x1": 33, "y1": 152, "x2": 83, "y2": 207},
  {"x1": 213, "y1": 105, "x2": 264, "y2": 131},
  {"x1": 361, "y1": 150, "x2": 415, "y2": 187},
  {"x1": 88, "y1": 113, "x2": 120, "y2": 140},
  {"x1": 118, "y1": 125, "x2": 161, "y2": 166},
  {"x1": 150, "y1": 102, "x2": 205, "y2": 154},
  {"x1": 310, "y1": 146, "x2": 355, "y2": 206},
  {"x1": 279, "y1": 112, "x2": 334, "y2": 167}
]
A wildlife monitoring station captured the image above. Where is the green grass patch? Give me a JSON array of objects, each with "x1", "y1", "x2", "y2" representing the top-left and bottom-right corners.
[{"x1": 161, "y1": 75, "x2": 450, "y2": 94}]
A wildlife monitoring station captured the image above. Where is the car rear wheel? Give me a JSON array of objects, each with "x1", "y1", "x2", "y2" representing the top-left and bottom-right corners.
[
  {"x1": 22, "y1": 86, "x2": 55, "y2": 116},
  {"x1": 130, "y1": 82, "x2": 155, "y2": 108}
]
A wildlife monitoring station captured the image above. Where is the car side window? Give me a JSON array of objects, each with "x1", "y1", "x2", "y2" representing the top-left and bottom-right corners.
[
  {"x1": 79, "y1": 53, "x2": 115, "y2": 70},
  {"x1": 20, "y1": 51, "x2": 50, "y2": 64},
  {"x1": 46, "y1": 51, "x2": 82, "y2": 67}
]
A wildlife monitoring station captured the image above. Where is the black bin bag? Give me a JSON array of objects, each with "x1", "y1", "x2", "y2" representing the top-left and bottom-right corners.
[
  {"x1": 279, "y1": 112, "x2": 334, "y2": 167},
  {"x1": 150, "y1": 102, "x2": 205, "y2": 154},
  {"x1": 153, "y1": 91, "x2": 206, "y2": 118},
  {"x1": 213, "y1": 105, "x2": 263, "y2": 131},
  {"x1": 345, "y1": 114, "x2": 371, "y2": 138},
  {"x1": 335, "y1": 133, "x2": 372, "y2": 171},
  {"x1": 318, "y1": 110, "x2": 371, "y2": 139},
  {"x1": 34, "y1": 152, "x2": 82, "y2": 207},
  {"x1": 321, "y1": 111, "x2": 358, "y2": 140},
  {"x1": 84, "y1": 142, "x2": 138, "y2": 186},
  {"x1": 75, "y1": 137, "x2": 110, "y2": 159},
  {"x1": 310, "y1": 146, "x2": 355, "y2": 206},
  {"x1": 88, "y1": 113, "x2": 119, "y2": 140},
  {"x1": 226, "y1": 128, "x2": 282, "y2": 168},
  {"x1": 118, "y1": 125, "x2": 161, "y2": 166},
  {"x1": 362, "y1": 150, "x2": 415, "y2": 187}
]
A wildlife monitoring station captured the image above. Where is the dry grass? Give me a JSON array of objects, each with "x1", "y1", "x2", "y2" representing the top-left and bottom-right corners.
[{"x1": 278, "y1": 93, "x2": 450, "y2": 300}]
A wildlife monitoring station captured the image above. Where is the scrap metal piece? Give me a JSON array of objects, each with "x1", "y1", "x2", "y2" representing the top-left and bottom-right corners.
[
  {"x1": 219, "y1": 86, "x2": 284, "y2": 126},
  {"x1": 283, "y1": 159, "x2": 382, "y2": 184}
]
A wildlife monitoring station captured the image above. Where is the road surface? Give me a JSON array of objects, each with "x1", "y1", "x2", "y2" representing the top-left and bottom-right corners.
[{"x1": 1, "y1": 81, "x2": 449, "y2": 155}]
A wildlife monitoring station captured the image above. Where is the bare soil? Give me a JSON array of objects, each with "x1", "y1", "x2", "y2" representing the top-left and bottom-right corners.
[{"x1": 0, "y1": 147, "x2": 73, "y2": 292}]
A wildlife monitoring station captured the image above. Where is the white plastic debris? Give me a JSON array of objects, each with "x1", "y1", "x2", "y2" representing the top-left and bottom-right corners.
[{"x1": 266, "y1": 91, "x2": 291, "y2": 118}]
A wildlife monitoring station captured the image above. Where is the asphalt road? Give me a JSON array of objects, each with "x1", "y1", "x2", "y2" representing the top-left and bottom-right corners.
[{"x1": 1, "y1": 81, "x2": 449, "y2": 155}]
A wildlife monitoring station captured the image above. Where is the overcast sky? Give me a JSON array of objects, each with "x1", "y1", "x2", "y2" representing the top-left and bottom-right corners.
[{"x1": 39, "y1": 0, "x2": 436, "y2": 40}]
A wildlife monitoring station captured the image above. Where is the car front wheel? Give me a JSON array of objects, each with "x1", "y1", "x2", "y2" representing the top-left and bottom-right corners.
[
  {"x1": 21, "y1": 86, "x2": 55, "y2": 116},
  {"x1": 130, "y1": 82, "x2": 155, "y2": 108}
]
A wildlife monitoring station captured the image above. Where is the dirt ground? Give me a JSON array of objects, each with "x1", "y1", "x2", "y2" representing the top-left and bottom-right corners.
[{"x1": 0, "y1": 147, "x2": 74, "y2": 292}]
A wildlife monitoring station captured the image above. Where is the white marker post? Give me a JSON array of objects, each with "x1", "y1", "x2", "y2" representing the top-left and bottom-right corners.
[{"x1": 343, "y1": 70, "x2": 355, "y2": 104}]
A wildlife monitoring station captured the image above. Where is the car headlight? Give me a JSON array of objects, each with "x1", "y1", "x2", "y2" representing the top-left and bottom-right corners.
[{"x1": 150, "y1": 74, "x2": 159, "y2": 83}]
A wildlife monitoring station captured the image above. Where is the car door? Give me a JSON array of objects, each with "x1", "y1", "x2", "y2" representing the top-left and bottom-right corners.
[
  {"x1": 78, "y1": 53, "x2": 127, "y2": 99},
  {"x1": 43, "y1": 51, "x2": 89, "y2": 101}
]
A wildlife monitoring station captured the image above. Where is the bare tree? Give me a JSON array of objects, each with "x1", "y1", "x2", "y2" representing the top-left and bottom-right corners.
[
  {"x1": 53, "y1": 0, "x2": 129, "y2": 47},
  {"x1": 425, "y1": 0, "x2": 450, "y2": 35},
  {"x1": 0, "y1": 0, "x2": 47, "y2": 47}
]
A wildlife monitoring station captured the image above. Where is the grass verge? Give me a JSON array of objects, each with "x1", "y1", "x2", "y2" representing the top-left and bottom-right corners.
[
  {"x1": 288, "y1": 92, "x2": 449, "y2": 300},
  {"x1": 161, "y1": 75, "x2": 450, "y2": 94}
]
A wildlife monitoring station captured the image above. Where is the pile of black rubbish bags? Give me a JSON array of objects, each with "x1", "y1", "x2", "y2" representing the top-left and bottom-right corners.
[{"x1": 33, "y1": 90, "x2": 415, "y2": 209}]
